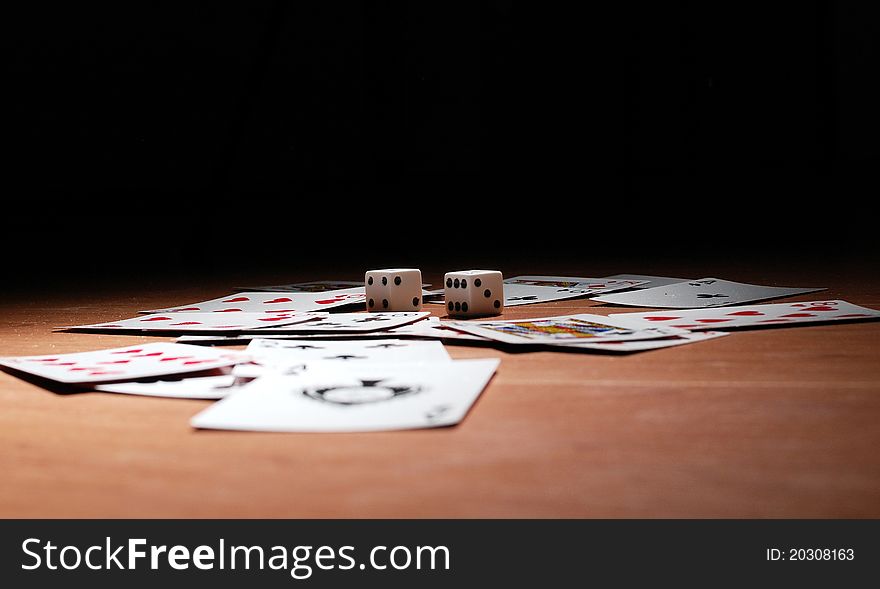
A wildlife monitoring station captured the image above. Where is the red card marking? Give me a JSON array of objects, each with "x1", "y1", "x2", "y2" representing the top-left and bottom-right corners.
[
  {"x1": 780, "y1": 313, "x2": 816, "y2": 318},
  {"x1": 694, "y1": 319, "x2": 732, "y2": 323},
  {"x1": 643, "y1": 316, "x2": 681, "y2": 322},
  {"x1": 132, "y1": 352, "x2": 164, "y2": 357},
  {"x1": 141, "y1": 316, "x2": 172, "y2": 322},
  {"x1": 215, "y1": 308, "x2": 242, "y2": 312},
  {"x1": 98, "y1": 360, "x2": 131, "y2": 365},
  {"x1": 264, "y1": 297, "x2": 293, "y2": 304},
  {"x1": 170, "y1": 322, "x2": 202, "y2": 326},
  {"x1": 183, "y1": 359, "x2": 213, "y2": 365},
  {"x1": 726, "y1": 311, "x2": 764, "y2": 316},
  {"x1": 801, "y1": 306, "x2": 836, "y2": 312},
  {"x1": 175, "y1": 307, "x2": 201, "y2": 311},
  {"x1": 223, "y1": 297, "x2": 250, "y2": 303},
  {"x1": 160, "y1": 356, "x2": 194, "y2": 362},
  {"x1": 836, "y1": 313, "x2": 872, "y2": 318}
]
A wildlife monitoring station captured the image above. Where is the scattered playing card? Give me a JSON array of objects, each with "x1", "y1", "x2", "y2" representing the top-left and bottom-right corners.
[
  {"x1": 191, "y1": 359, "x2": 501, "y2": 432},
  {"x1": 233, "y1": 281, "x2": 432, "y2": 293},
  {"x1": 609, "y1": 299, "x2": 880, "y2": 330},
  {"x1": 238, "y1": 312, "x2": 430, "y2": 334},
  {"x1": 446, "y1": 314, "x2": 689, "y2": 345},
  {"x1": 566, "y1": 331, "x2": 729, "y2": 352},
  {"x1": 94, "y1": 374, "x2": 242, "y2": 399},
  {"x1": 390, "y1": 317, "x2": 489, "y2": 341},
  {"x1": 233, "y1": 338, "x2": 452, "y2": 378},
  {"x1": 502, "y1": 276, "x2": 647, "y2": 306},
  {"x1": 591, "y1": 278, "x2": 825, "y2": 308},
  {"x1": 233, "y1": 280, "x2": 365, "y2": 293},
  {"x1": 63, "y1": 312, "x2": 321, "y2": 333},
  {"x1": 600, "y1": 274, "x2": 693, "y2": 289},
  {"x1": 0, "y1": 343, "x2": 247, "y2": 384},
  {"x1": 140, "y1": 287, "x2": 367, "y2": 314}
]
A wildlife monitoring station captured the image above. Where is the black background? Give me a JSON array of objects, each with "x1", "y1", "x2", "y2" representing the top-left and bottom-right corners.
[{"x1": 5, "y1": 2, "x2": 879, "y2": 288}]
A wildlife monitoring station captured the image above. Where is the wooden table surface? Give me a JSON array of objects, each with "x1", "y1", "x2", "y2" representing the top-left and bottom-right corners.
[{"x1": 2, "y1": 268, "x2": 879, "y2": 518}]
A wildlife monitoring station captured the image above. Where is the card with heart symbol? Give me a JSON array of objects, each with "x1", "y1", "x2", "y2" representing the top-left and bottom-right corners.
[
  {"x1": 608, "y1": 300, "x2": 880, "y2": 330},
  {"x1": 140, "y1": 287, "x2": 367, "y2": 314},
  {"x1": 0, "y1": 343, "x2": 247, "y2": 384}
]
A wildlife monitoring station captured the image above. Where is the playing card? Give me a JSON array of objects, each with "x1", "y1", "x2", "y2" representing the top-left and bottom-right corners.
[
  {"x1": 445, "y1": 314, "x2": 689, "y2": 345},
  {"x1": 191, "y1": 359, "x2": 501, "y2": 432},
  {"x1": 502, "y1": 276, "x2": 647, "y2": 306},
  {"x1": 590, "y1": 278, "x2": 825, "y2": 308},
  {"x1": 600, "y1": 274, "x2": 693, "y2": 289},
  {"x1": 609, "y1": 299, "x2": 880, "y2": 331},
  {"x1": 390, "y1": 317, "x2": 489, "y2": 341},
  {"x1": 233, "y1": 281, "x2": 432, "y2": 293},
  {"x1": 237, "y1": 312, "x2": 429, "y2": 334},
  {"x1": 233, "y1": 280, "x2": 365, "y2": 293},
  {"x1": 566, "y1": 331, "x2": 729, "y2": 352},
  {"x1": 94, "y1": 374, "x2": 242, "y2": 399},
  {"x1": 0, "y1": 343, "x2": 247, "y2": 384},
  {"x1": 63, "y1": 312, "x2": 321, "y2": 333},
  {"x1": 233, "y1": 338, "x2": 452, "y2": 378},
  {"x1": 140, "y1": 287, "x2": 367, "y2": 314}
]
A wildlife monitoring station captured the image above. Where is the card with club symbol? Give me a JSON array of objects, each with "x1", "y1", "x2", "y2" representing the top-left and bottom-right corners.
[{"x1": 590, "y1": 278, "x2": 824, "y2": 308}]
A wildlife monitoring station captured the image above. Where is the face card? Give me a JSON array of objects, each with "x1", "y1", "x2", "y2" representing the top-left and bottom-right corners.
[
  {"x1": 600, "y1": 274, "x2": 693, "y2": 290},
  {"x1": 590, "y1": 278, "x2": 825, "y2": 308},
  {"x1": 240, "y1": 312, "x2": 430, "y2": 334},
  {"x1": 94, "y1": 374, "x2": 242, "y2": 399},
  {"x1": 140, "y1": 287, "x2": 367, "y2": 314},
  {"x1": 445, "y1": 314, "x2": 688, "y2": 345},
  {"x1": 191, "y1": 359, "x2": 501, "y2": 432},
  {"x1": 609, "y1": 299, "x2": 880, "y2": 330},
  {"x1": 566, "y1": 331, "x2": 729, "y2": 352},
  {"x1": 0, "y1": 343, "x2": 247, "y2": 384},
  {"x1": 63, "y1": 312, "x2": 321, "y2": 333},
  {"x1": 502, "y1": 276, "x2": 647, "y2": 306}
]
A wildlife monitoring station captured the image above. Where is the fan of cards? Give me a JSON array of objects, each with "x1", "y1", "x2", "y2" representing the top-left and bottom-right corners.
[{"x1": 2, "y1": 270, "x2": 878, "y2": 433}]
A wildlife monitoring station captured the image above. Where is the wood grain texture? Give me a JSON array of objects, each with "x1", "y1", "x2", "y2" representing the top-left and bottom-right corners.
[{"x1": 2, "y1": 270, "x2": 879, "y2": 518}]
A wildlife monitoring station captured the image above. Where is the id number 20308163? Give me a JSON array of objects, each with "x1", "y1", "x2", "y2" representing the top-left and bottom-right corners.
[{"x1": 767, "y1": 548, "x2": 854, "y2": 561}]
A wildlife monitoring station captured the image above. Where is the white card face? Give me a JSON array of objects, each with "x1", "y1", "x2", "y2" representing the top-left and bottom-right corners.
[
  {"x1": 600, "y1": 274, "x2": 693, "y2": 289},
  {"x1": 233, "y1": 280, "x2": 365, "y2": 293},
  {"x1": 140, "y1": 287, "x2": 366, "y2": 314},
  {"x1": 566, "y1": 331, "x2": 729, "y2": 352},
  {"x1": 238, "y1": 312, "x2": 429, "y2": 334},
  {"x1": 64, "y1": 312, "x2": 321, "y2": 333},
  {"x1": 233, "y1": 338, "x2": 451, "y2": 378},
  {"x1": 591, "y1": 278, "x2": 825, "y2": 308},
  {"x1": 446, "y1": 314, "x2": 688, "y2": 345},
  {"x1": 502, "y1": 276, "x2": 647, "y2": 306},
  {"x1": 94, "y1": 374, "x2": 241, "y2": 399},
  {"x1": 609, "y1": 299, "x2": 880, "y2": 331},
  {"x1": 174, "y1": 318, "x2": 488, "y2": 345},
  {"x1": 191, "y1": 359, "x2": 501, "y2": 432},
  {"x1": 391, "y1": 317, "x2": 489, "y2": 341},
  {"x1": 247, "y1": 338, "x2": 449, "y2": 366},
  {"x1": 0, "y1": 343, "x2": 246, "y2": 384},
  {"x1": 233, "y1": 281, "x2": 432, "y2": 293}
]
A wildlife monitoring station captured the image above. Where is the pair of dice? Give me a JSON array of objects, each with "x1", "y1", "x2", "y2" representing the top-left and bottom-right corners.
[{"x1": 364, "y1": 268, "x2": 504, "y2": 317}]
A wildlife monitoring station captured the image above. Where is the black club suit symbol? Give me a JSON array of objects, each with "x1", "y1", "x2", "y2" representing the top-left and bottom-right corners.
[{"x1": 301, "y1": 379, "x2": 422, "y2": 405}]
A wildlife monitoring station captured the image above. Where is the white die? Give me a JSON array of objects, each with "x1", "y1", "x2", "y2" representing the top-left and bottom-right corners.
[
  {"x1": 365, "y1": 268, "x2": 423, "y2": 312},
  {"x1": 444, "y1": 270, "x2": 504, "y2": 317}
]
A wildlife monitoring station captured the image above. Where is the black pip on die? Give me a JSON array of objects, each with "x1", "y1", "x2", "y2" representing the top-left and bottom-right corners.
[
  {"x1": 445, "y1": 270, "x2": 504, "y2": 317},
  {"x1": 365, "y1": 269, "x2": 423, "y2": 312}
]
